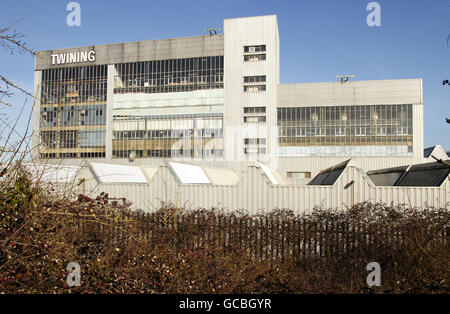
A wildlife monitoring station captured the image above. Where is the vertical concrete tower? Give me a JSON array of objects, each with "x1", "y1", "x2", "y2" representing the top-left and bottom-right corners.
[{"x1": 223, "y1": 15, "x2": 280, "y2": 168}]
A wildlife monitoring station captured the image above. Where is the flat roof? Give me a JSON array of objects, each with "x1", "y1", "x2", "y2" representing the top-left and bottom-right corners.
[
  {"x1": 35, "y1": 34, "x2": 224, "y2": 70},
  {"x1": 278, "y1": 78, "x2": 423, "y2": 107}
]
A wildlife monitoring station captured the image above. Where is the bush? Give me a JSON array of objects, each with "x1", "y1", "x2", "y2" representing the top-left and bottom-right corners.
[{"x1": 0, "y1": 169, "x2": 448, "y2": 293}]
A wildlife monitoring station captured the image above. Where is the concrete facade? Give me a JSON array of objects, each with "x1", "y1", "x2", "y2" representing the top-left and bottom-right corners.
[{"x1": 35, "y1": 35, "x2": 224, "y2": 70}]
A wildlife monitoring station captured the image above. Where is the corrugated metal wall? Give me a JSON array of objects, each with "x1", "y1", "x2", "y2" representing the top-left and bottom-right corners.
[{"x1": 77, "y1": 163, "x2": 449, "y2": 214}]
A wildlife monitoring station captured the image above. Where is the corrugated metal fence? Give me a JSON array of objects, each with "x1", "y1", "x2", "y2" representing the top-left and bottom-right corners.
[{"x1": 85, "y1": 209, "x2": 449, "y2": 263}]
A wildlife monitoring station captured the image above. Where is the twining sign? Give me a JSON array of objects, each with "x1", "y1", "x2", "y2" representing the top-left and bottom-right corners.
[{"x1": 51, "y1": 50, "x2": 96, "y2": 65}]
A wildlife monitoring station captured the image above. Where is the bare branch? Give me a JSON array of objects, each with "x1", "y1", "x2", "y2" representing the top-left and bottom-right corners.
[
  {"x1": 0, "y1": 99, "x2": 12, "y2": 107},
  {"x1": 0, "y1": 18, "x2": 35, "y2": 56},
  {"x1": 0, "y1": 19, "x2": 35, "y2": 107},
  {"x1": 0, "y1": 74, "x2": 34, "y2": 99}
]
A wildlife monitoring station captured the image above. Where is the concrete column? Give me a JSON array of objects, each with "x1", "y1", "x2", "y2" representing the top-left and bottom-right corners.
[{"x1": 413, "y1": 103, "x2": 424, "y2": 162}]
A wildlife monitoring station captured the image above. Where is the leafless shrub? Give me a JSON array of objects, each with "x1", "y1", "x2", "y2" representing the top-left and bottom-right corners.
[{"x1": 1, "y1": 190, "x2": 448, "y2": 293}]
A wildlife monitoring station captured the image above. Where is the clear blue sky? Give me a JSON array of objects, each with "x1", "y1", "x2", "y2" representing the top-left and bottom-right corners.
[{"x1": 1, "y1": 0, "x2": 449, "y2": 150}]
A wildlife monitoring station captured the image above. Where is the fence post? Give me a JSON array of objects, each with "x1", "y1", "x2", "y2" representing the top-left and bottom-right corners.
[{"x1": 282, "y1": 215, "x2": 285, "y2": 261}]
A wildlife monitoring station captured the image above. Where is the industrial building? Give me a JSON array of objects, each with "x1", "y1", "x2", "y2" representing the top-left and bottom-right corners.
[
  {"x1": 30, "y1": 15, "x2": 449, "y2": 212},
  {"x1": 33, "y1": 15, "x2": 432, "y2": 178}
]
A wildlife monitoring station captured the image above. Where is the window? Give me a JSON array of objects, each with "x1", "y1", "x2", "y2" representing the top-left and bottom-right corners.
[
  {"x1": 80, "y1": 130, "x2": 106, "y2": 148},
  {"x1": 335, "y1": 127, "x2": 346, "y2": 136},
  {"x1": 395, "y1": 126, "x2": 408, "y2": 135},
  {"x1": 80, "y1": 104, "x2": 106, "y2": 126},
  {"x1": 376, "y1": 127, "x2": 387, "y2": 135},
  {"x1": 59, "y1": 106, "x2": 79, "y2": 126},
  {"x1": 244, "y1": 75, "x2": 266, "y2": 83},
  {"x1": 80, "y1": 152, "x2": 106, "y2": 158},
  {"x1": 112, "y1": 114, "x2": 224, "y2": 159},
  {"x1": 277, "y1": 105, "x2": 413, "y2": 156},
  {"x1": 296, "y1": 128, "x2": 306, "y2": 137},
  {"x1": 244, "y1": 54, "x2": 266, "y2": 62},
  {"x1": 40, "y1": 153, "x2": 57, "y2": 159},
  {"x1": 355, "y1": 127, "x2": 366, "y2": 136},
  {"x1": 59, "y1": 130, "x2": 78, "y2": 148},
  {"x1": 244, "y1": 138, "x2": 266, "y2": 145},
  {"x1": 59, "y1": 153, "x2": 77, "y2": 158},
  {"x1": 244, "y1": 45, "x2": 266, "y2": 53},
  {"x1": 244, "y1": 116, "x2": 266, "y2": 123},
  {"x1": 244, "y1": 147, "x2": 266, "y2": 154},
  {"x1": 41, "y1": 65, "x2": 107, "y2": 105},
  {"x1": 113, "y1": 56, "x2": 224, "y2": 94},
  {"x1": 39, "y1": 64, "x2": 107, "y2": 159},
  {"x1": 244, "y1": 137, "x2": 266, "y2": 155},
  {"x1": 244, "y1": 107, "x2": 266, "y2": 114},
  {"x1": 244, "y1": 107, "x2": 266, "y2": 123},
  {"x1": 40, "y1": 131, "x2": 57, "y2": 148},
  {"x1": 243, "y1": 76, "x2": 266, "y2": 92},
  {"x1": 287, "y1": 172, "x2": 311, "y2": 179},
  {"x1": 40, "y1": 108, "x2": 58, "y2": 127},
  {"x1": 244, "y1": 85, "x2": 266, "y2": 92}
]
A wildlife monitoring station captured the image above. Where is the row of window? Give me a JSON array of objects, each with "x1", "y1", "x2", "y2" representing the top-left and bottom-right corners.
[
  {"x1": 244, "y1": 54, "x2": 266, "y2": 62},
  {"x1": 41, "y1": 66, "x2": 107, "y2": 84},
  {"x1": 244, "y1": 138, "x2": 266, "y2": 145},
  {"x1": 279, "y1": 126, "x2": 411, "y2": 137},
  {"x1": 244, "y1": 116, "x2": 266, "y2": 123},
  {"x1": 244, "y1": 45, "x2": 266, "y2": 53},
  {"x1": 112, "y1": 129, "x2": 223, "y2": 140},
  {"x1": 112, "y1": 149, "x2": 224, "y2": 158},
  {"x1": 244, "y1": 45, "x2": 266, "y2": 63},
  {"x1": 277, "y1": 105, "x2": 412, "y2": 123},
  {"x1": 114, "y1": 56, "x2": 224, "y2": 94},
  {"x1": 40, "y1": 105, "x2": 107, "y2": 127},
  {"x1": 41, "y1": 65, "x2": 107, "y2": 105},
  {"x1": 244, "y1": 75, "x2": 266, "y2": 83},
  {"x1": 244, "y1": 147, "x2": 266, "y2": 154},
  {"x1": 244, "y1": 85, "x2": 266, "y2": 92},
  {"x1": 244, "y1": 106, "x2": 266, "y2": 114},
  {"x1": 277, "y1": 105, "x2": 413, "y2": 148},
  {"x1": 112, "y1": 115, "x2": 223, "y2": 158},
  {"x1": 40, "y1": 130, "x2": 106, "y2": 149},
  {"x1": 244, "y1": 136, "x2": 266, "y2": 155},
  {"x1": 40, "y1": 152, "x2": 106, "y2": 159}
]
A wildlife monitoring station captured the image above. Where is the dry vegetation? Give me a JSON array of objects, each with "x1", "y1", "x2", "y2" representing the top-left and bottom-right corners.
[{"x1": 0, "y1": 166, "x2": 448, "y2": 294}]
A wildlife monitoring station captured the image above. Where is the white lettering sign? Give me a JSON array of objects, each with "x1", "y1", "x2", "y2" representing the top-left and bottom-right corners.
[{"x1": 50, "y1": 51, "x2": 96, "y2": 65}]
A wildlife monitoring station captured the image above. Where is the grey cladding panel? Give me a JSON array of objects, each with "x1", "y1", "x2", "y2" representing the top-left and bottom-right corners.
[{"x1": 35, "y1": 35, "x2": 224, "y2": 70}]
